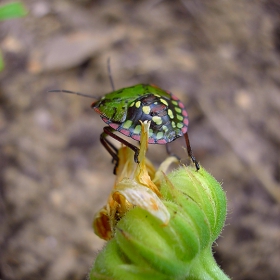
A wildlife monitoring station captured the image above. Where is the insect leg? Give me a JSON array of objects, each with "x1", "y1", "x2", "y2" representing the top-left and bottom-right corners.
[
  {"x1": 184, "y1": 132, "x2": 200, "y2": 171},
  {"x1": 103, "y1": 126, "x2": 140, "y2": 164},
  {"x1": 100, "y1": 131, "x2": 119, "y2": 163}
]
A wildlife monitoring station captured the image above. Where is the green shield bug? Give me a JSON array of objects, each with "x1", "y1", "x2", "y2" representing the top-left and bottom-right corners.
[{"x1": 49, "y1": 64, "x2": 199, "y2": 173}]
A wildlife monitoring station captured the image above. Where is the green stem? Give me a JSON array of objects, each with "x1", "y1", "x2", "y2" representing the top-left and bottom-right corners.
[{"x1": 188, "y1": 246, "x2": 230, "y2": 280}]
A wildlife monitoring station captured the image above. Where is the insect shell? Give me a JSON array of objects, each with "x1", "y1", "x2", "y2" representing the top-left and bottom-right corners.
[{"x1": 91, "y1": 84, "x2": 189, "y2": 144}]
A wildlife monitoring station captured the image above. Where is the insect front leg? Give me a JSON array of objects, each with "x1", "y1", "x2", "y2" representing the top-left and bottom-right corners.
[
  {"x1": 100, "y1": 131, "x2": 120, "y2": 174},
  {"x1": 102, "y1": 126, "x2": 140, "y2": 172}
]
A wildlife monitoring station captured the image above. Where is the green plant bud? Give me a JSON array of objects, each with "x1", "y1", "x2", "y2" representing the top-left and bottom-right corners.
[
  {"x1": 90, "y1": 165, "x2": 228, "y2": 280},
  {"x1": 161, "y1": 166, "x2": 227, "y2": 244},
  {"x1": 90, "y1": 121, "x2": 229, "y2": 279}
]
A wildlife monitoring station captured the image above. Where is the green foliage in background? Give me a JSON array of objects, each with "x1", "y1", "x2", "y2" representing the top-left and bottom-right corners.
[{"x1": 0, "y1": 2, "x2": 27, "y2": 71}]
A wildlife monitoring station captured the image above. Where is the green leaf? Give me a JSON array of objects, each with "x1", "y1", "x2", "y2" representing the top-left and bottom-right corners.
[{"x1": 0, "y1": 2, "x2": 27, "y2": 21}]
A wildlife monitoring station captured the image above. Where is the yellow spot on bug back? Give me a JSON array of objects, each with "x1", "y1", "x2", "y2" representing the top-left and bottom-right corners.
[
  {"x1": 123, "y1": 120, "x2": 133, "y2": 129},
  {"x1": 157, "y1": 131, "x2": 163, "y2": 139},
  {"x1": 175, "y1": 107, "x2": 181, "y2": 113},
  {"x1": 130, "y1": 102, "x2": 135, "y2": 107},
  {"x1": 160, "y1": 98, "x2": 168, "y2": 106},
  {"x1": 168, "y1": 109, "x2": 174, "y2": 119},
  {"x1": 177, "y1": 123, "x2": 183, "y2": 128},
  {"x1": 142, "y1": 106, "x2": 151, "y2": 114},
  {"x1": 134, "y1": 125, "x2": 141, "y2": 134},
  {"x1": 177, "y1": 115, "x2": 183, "y2": 121},
  {"x1": 172, "y1": 100, "x2": 178, "y2": 105},
  {"x1": 152, "y1": 116, "x2": 162, "y2": 125},
  {"x1": 172, "y1": 121, "x2": 176, "y2": 128},
  {"x1": 135, "y1": 101, "x2": 141, "y2": 108},
  {"x1": 162, "y1": 125, "x2": 168, "y2": 132}
]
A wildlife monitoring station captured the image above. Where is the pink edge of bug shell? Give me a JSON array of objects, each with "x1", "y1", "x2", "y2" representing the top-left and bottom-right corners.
[
  {"x1": 157, "y1": 139, "x2": 167, "y2": 144},
  {"x1": 181, "y1": 126, "x2": 188, "y2": 134},
  {"x1": 109, "y1": 123, "x2": 120, "y2": 130},
  {"x1": 119, "y1": 129, "x2": 131, "y2": 136},
  {"x1": 183, "y1": 118, "x2": 189, "y2": 126},
  {"x1": 131, "y1": 134, "x2": 141, "y2": 141},
  {"x1": 182, "y1": 110, "x2": 188, "y2": 117}
]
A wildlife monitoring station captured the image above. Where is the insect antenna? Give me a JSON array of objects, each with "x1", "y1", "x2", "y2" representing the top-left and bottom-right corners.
[
  {"x1": 107, "y1": 57, "x2": 115, "y2": 91},
  {"x1": 49, "y1": 59, "x2": 115, "y2": 99},
  {"x1": 48, "y1": 89, "x2": 96, "y2": 99}
]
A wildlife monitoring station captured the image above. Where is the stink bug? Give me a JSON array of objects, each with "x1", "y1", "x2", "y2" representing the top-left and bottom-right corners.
[
  {"x1": 49, "y1": 64, "x2": 199, "y2": 173},
  {"x1": 92, "y1": 84, "x2": 199, "y2": 171}
]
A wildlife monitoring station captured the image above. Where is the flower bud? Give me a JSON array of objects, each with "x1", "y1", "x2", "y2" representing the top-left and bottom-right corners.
[{"x1": 90, "y1": 121, "x2": 229, "y2": 280}]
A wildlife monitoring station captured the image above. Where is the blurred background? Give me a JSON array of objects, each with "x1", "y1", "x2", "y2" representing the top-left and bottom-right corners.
[{"x1": 1, "y1": 0, "x2": 280, "y2": 279}]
